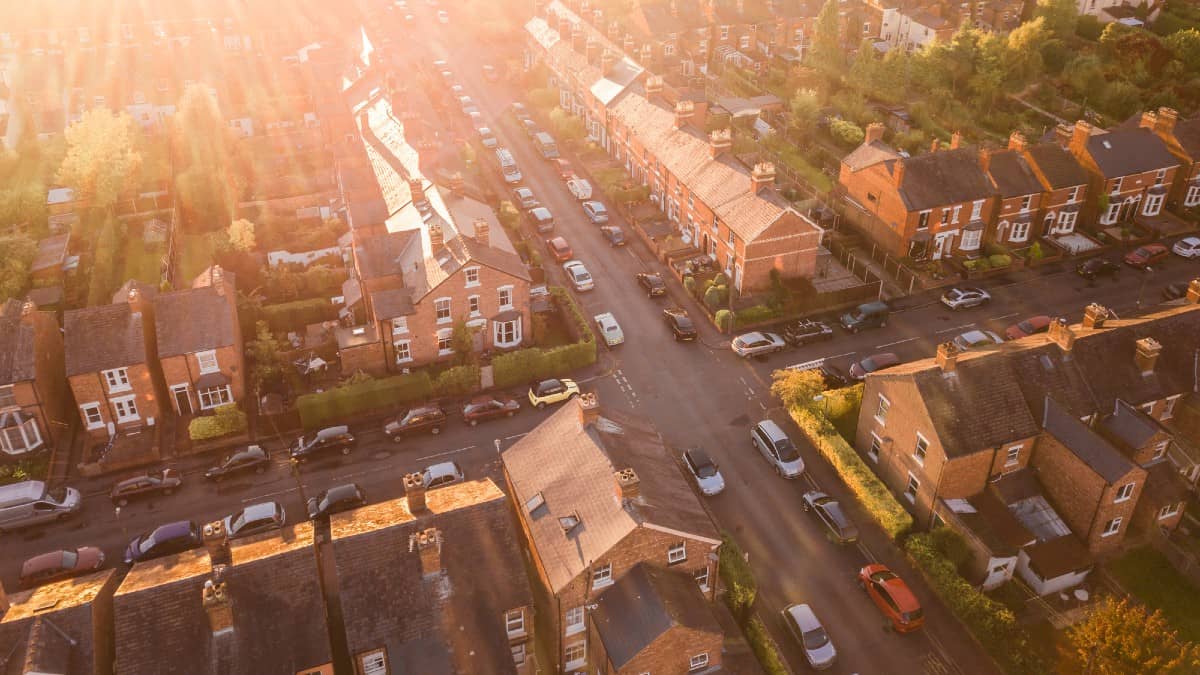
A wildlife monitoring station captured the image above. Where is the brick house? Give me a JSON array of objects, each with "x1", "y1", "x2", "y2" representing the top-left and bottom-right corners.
[
  {"x1": 1127, "y1": 107, "x2": 1200, "y2": 211},
  {"x1": 502, "y1": 395, "x2": 723, "y2": 673},
  {"x1": 980, "y1": 144, "x2": 1044, "y2": 248},
  {"x1": 0, "y1": 569, "x2": 120, "y2": 673},
  {"x1": 1098, "y1": 400, "x2": 1191, "y2": 534},
  {"x1": 64, "y1": 287, "x2": 164, "y2": 439},
  {"x1": 1009, "y1": 132, "x2": 1089, "y2": 241},
  {"x1": 0, "y1": 299, "x2": 69, "y2": 457},
  {"x1": 153, "y1": 266, "x2": 244, "y2": 416},
  {"x1": 1060, "y1": 120, "x2": 1181, "y2": 225},
  {"x1": 331, "y1": 478, "x2": 537, "y2": 674},
  {"x1": 840, "y1": 126, "x2": 997, "y2": 259}
]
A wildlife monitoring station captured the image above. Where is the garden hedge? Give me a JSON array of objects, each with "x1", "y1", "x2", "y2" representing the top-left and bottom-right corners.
[
  {"x1": 789, "y1": 407, "x2": 913, "y2": 539},
  {"x1": 261, "y1": 297, "x2": 338, "y2": 333},
  {"x1": 188, "y1": 405, "x2": 248, "y2": 441},
  {"x1": 719, "y1": 534, "x2": 757, "y2": 620},
  {"x1": 297, "y1": 372, "x2": 433, "y2": 429},
  {"x1": 744, "y1": 617, "x2": 789, "y2": 675},
  {"x1": 734, "y1": 304, "x2": 782, "y2": 328},
  {"x1": 432, "y1": 365, "x2": 481, "y2": 397}
]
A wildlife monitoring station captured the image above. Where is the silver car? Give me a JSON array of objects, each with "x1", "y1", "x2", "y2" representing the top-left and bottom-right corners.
[
  {"x1": 751, "y1": 420, "x2": 804, "y2": 479},
  {"x1": 422, "y1": 461, "x2": 465, "y2": 490},
  {"x1": 223, "y1": 501, "x2": 286, "y2": 539},
  {"x1": 683, "y1": 448, "x2": 725, "y2": 496},
  {"x1": 731, "y1": 331, "x2": 786, "y2": 358},
  {"x1": 952, "y1": 329, "x2": 1003, "y2": 351},
  {"x1": 782, "y1": 603, "x2": 837, "y2": 670}
]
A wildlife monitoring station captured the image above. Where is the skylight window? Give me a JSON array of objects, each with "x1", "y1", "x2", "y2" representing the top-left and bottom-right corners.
[
  {"x1": 559, "y1": 512, "x2": 581, "y2": 533},
  {"x1": 525, "y1": 492, "x2": 545, "y2": 513}
]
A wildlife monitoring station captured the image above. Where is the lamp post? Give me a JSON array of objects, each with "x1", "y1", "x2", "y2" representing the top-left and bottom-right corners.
[{"x1": 1136, "y1": 267, "x2": 1154, "y2": 311}]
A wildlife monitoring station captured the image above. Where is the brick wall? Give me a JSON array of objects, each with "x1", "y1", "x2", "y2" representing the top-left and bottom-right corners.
[
  {"x1": 159, "y1": 344, "x2": 245, "y2": 414},
  {"x1": 30, "y1": 310, "x2": 70, "y2": 447},
  {"x1": 69, "y1": 363, "x2": 163, "y2": 439},
  {"x1": 591, "y1": 623, "x2": 723, "y2": 675}
]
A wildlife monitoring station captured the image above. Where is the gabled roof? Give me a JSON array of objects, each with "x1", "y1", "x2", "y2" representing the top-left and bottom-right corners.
[
  {"x1": 1024, "y1": 143, "x2": 1089, "y2": 189},
  {"x1": 841, "y1": 140, "x2": 901, "y2": 172},
  {"x1": 502, "y1": 399, "x2": 720, "y2": 593},
  {"x1": 1085, "y1": 128, "x2": 1180, "y2": 178},
  {"x1": 330, "y1": 479, "x2": 532, "y2": 674},
  {"x1": 591, "y1": 564, "x2": 722, "y2": 670},
  {"x1": 897, "y1": 147, "x2": 996, "y2": 211},
  {"x1": 1042, "y1": 398, "x2": 1137, "y2": 484},
  {"x1": 985, "y1": 150, "x2": 1043, "y2": 198},
  {"x1": 30, "y1": 233, "x2": 70, "y2": 273},
  {"x1": 1101, "y1": 399, "x2": 1164, "y2": 451},
  {"x1": 153, "y1": 285, "x2": 239, "y2": 358},
  {"x1": 0, "y1": 569, "x2": 118, "y2": 675},
  {"x1": 64, "y1": 303, "x2": 148, "y2": 376},
  {"x1": 0, "y1": 299, "x2": 37, "y2": 386}
]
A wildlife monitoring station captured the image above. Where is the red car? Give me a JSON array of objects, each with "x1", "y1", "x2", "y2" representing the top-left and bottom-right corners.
[
  {"x1": 462, "y1": 395, "x2": 521, "y2": 425},
  {"x1": 551, "y1": 158, "x2": 575, "y2": 181},
  {"x1": 20, "y1": 547, "x2": 105, "y2": 588},
  {"x1": 858, "y1": 564, "x2": 924, "y2": 633},
  {"x1": 545, "y1": 236, "x2": 573, "y2": 262},
  {"x1": 1004, "y1": 314, "x2": 1052, "y2": 340},
  {"x1": 1124, "y1": 243, "x2": 1169, "y2": 269}
]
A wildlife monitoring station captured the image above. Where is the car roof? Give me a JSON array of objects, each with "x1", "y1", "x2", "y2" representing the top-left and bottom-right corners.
[
  {"x1": 425, "y1": 461, "x2": 461, "y2": 478},
  {"x1": 153, "y1": 520, "x2": 195, "y2": 539},
  {"x1": 531, "y1": 207, "x2": 552, "y2": 218},
  {"x1": 1181, "y1": 236, "x2": 1200, "y2": 245},
  {"x1": 21, "y1": 550, "x2": 67, "y2": 575},
  {"x1": 326, "y1": 483, "x2": 361, "y2": 500},
  {"x1": 241, "y1": 501, "x2": 279, "y2": 519},
  {"x1": 785, "y1": 604, "x2": 820, "y2": 631},
  {"x1": 550, "y1": 236, "x2": 568, "y2": 246},
  {"x1": 685, "y1": 447, "x2": 713, "y2": 466},
  {"x1": 874, "y1": 569, "x2": 921, "y2": 609}
]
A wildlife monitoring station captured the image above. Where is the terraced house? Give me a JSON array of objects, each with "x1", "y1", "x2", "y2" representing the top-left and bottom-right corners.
[
  {"x1": 1124, "y1": 107, "x2": 1200, "y2": 211},
  {"x1": 1060, "y1": 119, "x2": 1181, "y2": 226},
  {"x1": 0, "y1": 300, "x2": 69, "y2": 457}
]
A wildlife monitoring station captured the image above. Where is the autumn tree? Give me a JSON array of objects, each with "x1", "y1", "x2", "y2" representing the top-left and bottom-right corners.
[
  {"x1": 789, "y1": 89, "x2": 822, "y2": 136},
  {"x1": 812, "y1": 0, "x2": 843, "y2": 74},
  {"x1": 1035, "y1": 0, "x2": 1079, "y2": 40},
  {"x1": 56, "y1": 109, "x2": 142, "y2": 214},
  {"x1": 173, "y1": 84, "x2": 241, "y2": 233},
  {"x1": 1167, "y1": 29, "x2": 1200, "y2": 74},
  {"x1": 227, "y1": 218, "x2": 257, "y2": 252},
  {"x1": 1063, "y1": 597, "x2": 1200, "y2": 674},
  {"x1": 0, "y1": 234, "x2": 37, "y2": 301},
  {"x1": 770, "y1": 368, "x2": 826, "y2": 411}
]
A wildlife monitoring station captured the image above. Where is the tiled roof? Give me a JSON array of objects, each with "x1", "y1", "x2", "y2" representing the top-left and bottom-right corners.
[
  {"x1": 0, "y1": 299, "x2": 37, "y2": 385},
  {"x1": 962, "y1": 491, "x2": 1036, "y2": 556},
  {"x1": 591, "y1": 564, "x2": 722, "y2": 670},
  {"x1": 1024, "y1": 143, "x2": 1089, "y2": 189},
  {"x1": 609, "y1": 89, "x2": 820, "y2": 243},
  {"x1": 1100, "y1": 400, "x2": 1163, "y2": 451},
  {"x1": 1171, "y1": 116, "x2": 1200, "y2": 160},
  {"x1": 353, "y1": 228, "x2": 420, "y2": 281},
  {"x1": 502, "y1": 399, "x2": 720, "y2": 593},
  {"x1": 64, "y1": 303, "x2": 148, "y2": 376},
  {"x1": 113, "y1": 522, "x2": 333, "y2": 675},
  {"x1": 370, "y1": 287, "x2": 416, "y2": 319},
  {"x1": 841, "y1": 140, "x2": 901, "y2": 172},
  {"x1": 1141, "y1": 459, "x2": 1190, "y2": 508},
  {"x1": 31, "y1": 233, "x2": 69, "y2": 272},
  {"x1": 330, "y1": 479, "x2": 532, "y2": 675},
  {"x1": 1024, "y1": 534, "x2": 1093, "y2": 580},
  {"x1": 153, "y1": 285, "x2": 238, "y2": 358},
  {"x1": 897, "y1": 147, "x2": 996, "y2": 211},
  {"x1": 1085, "y1": 128, "x2": 1180, "y2": 178},
  {"x1": 1042, "y1": 398, "x2": 1137, "y2": 484},
  {"x1": 0, "y1": 569, "x2": 117, "y2": 675},
  {"x1": 985, "y1": 150, "x2": 1043, "y2": 198}
]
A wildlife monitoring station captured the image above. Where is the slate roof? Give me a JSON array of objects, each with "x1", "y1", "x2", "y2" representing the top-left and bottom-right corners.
[
  {"x1": 1042, "y1": 398, "x2": 1137, "y2": 484},
  {"x1": 1024, "y1": 143, "x2": 1089, "y2": 189},
  {"x1": 897, "y1": 147, "x2": 996, "y2": 211},
  {"x1": 1024, "y1": 534, "x2": 1093, "y2": 580},
  {"x1": 591, "y1": 564, "x2": 722, "y2": 670},
  {"x1": 25, "y1": 285, "x2": 63, "y2": 308},
  {"x1": 986, "y1": 150, "x2": 1043, "y2": 198},
  {"x1": 0, "y1": 569, "x2": 117, "y2": 675},
  {"x1": 113, "y1": 522, "x2": 333, "y2": 675},
  {"x1": 64, "y1": 303, "x2": 148, "y2": 376},
  {"x1": 31, "y1": 233, "x2": 69, "y2": 273},
  {"x1": 1101, "y1": 400, "x2": 1163, "y2": 452},
  {"x1": 1085, "y1": 128, "x2": 1180, "y2": 178},
  {"x1": 841, "y1": 140, "x2": 901, "y2": 172},
  {"x1": 329, "y1": 479, "x2": 532, "y2": 675},
  {"x1": 957, "y1": 491, "x2": 1036, "y2": 556},
  {"x1": 1171, "y1": 116, "x2": 1200, "y2": 160},
  {"x1": 502, "y1": 399, "x2": 720, "y2": 593},
  {"x1": 153, "y1": 285, "x2": 238, "y2": 358},
  {"x1": 0, "y1": 299, "x2": 37, "y2": 386},
  {"x1": 370, "y1": 287, "x2": 416, "y2": 319}
]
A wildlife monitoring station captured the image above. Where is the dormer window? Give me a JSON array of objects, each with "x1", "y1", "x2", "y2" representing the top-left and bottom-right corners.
[{"x1": 103, "y1": 368, "x2": 131, "y2": 393}]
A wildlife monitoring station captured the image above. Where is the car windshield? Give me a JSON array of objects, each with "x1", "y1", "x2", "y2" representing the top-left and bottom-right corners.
[
  {"x1": 576, "y1": 270, "x2": 591, "y2": 281},
  {"x1": 802, "y1": 626, "x2": 830, "y2": 651},
  {"x1": 138, "y1": 534, "x2": 159, "y2": 554},
  {"x1": 605, "y1": 324, "x2": 619, "y2": 333},
  {"x1": 695, "y1": 461, "x2": 717, "y2": 478},
  {"x1": 231, "y1": 513, "x2": 247, "y2": 531},
  {"x1": 901, "y1": 608, "x2": 924, "y2": 622},
  {"x1": 61, "y1": 550, "x2": 78, "y2": 568},
  {"x1": 1017, "y1": 320, "x2": 1034, "y2": 333},
  {"x1": 776, "y1": 439, "x2": 800, "y2": 462},
  {"x1": 862, "y1": 357, "x2": 881, "y2": 372},
  {"x1": 677, "y1": 316, "x2": 694, "y2": 329}
]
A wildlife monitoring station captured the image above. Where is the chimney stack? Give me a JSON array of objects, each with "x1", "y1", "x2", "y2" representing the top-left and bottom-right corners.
[
  {"x1": 1187, "y1": 278, "x2": 1200, "y2": 305},
  {"x1": 1007, "y1": 131, "x2": 1027, "y2": 152},
  {"x1": 571, "y1": 29, "x2": 585, "y2": 53},
  {"x1": 709, "y1": 128, "x2": 732, "y2": 158},
  {"x1": 578, "y1": 391, "x2": 600, "y2": 427},
  {"x1": 19, "y1": 300, "x2": 36, "y2": 326},
  {"x1": 1134, "y1": 337, "x2": 1162, "y2": 374},
  {"x1": 473, "y1": 218, "x2": 490, "y2": 247},
  {"x1": 930, "y1": 138, "x2": 940, "y2": 153},
  {"x1": 608, "y1": 20, "x2": 620, "y2": 38},
  {"x1": 203, "y1": 520, "x2": 232, "y2": 568},
  {"x1": 585, "y1": 39, "x2": 598, "y2": 65},
  {"x1": 671, "y1": 0, "x2": 680, "y2": 16},
  {"x1": 447, "y1": 172, "x2": 465, "y2": 194},
  {"x1": 0, "y1": 579, "x2": 9, "y2": 615},
  {"x1": 1082, "y1": 303, "x2": 1109, "y2": 329},
  {"x1": 411, "y1": 528, "x2": 442, "y2": 576},
  {"x1": 409, "y1": 178, "x2": 426, "y2": 204},
  {"x1": 1138, "y1": 110, "x2": 1158, "y2": 132},
  {"x1": 893, "y1": 160, "x2": 906, "y2": 187},
  {"x1": 979, "y1": 147, "x2": 993, "y2": 173},
  {"x1": 751, "y1": 162, "x2": 776, "y2": 194},
  {"x1": 210, "y1": 265, "x2": 225, "y2": 296},
  {"x1": 1048, "y1": 317, "x2": 1075, "y2": 353},
  {"x1": 624, "y1": 34, "x2": 635, "y2": 53},
  {"x1": 645, "y1": 75, "x2": 664, "y2": 99},
  {"x1": 557, "y1": 16, "x2": 571, "y2": 37},
  {"x1": 936, "y1": 342, "x2": 959, "y2": 374},
  {"x1": 403, "y1": 472, "x2": 428, "y2": 513},
  {"x1": 614, "y1": 467, "x2": 641, "y2": 500},
  {"x1": 127, "y1": 286, "x2": 149, "y2": 317},
  {"x1": 950, "y1": 131, "x2": 962, "y2": 150},
  {"x1": 601, "y1": 50, "x2": 617, "y2": 74},
  {"x1": 1053, "y1": 123, "x2": 1072, "y2": 148},
  {"x1": 1155, "y1": 107, "x2": 1179, "y2": 137},
  {"x1": 674, "y1": 100, "x2": 695, "y2": 129},
  {"x1": 864, "y1": 122, "x2": 885, "y2": 145},
  {"x1": 202, "y1": 574, "x2": 234, "y2": 636},
  {"x1": 428, "y1": 223, "x2": 444, "y2": 251},
  {"x1": 1069, "y1": 120, "x2": 1093, "y2": 156}
]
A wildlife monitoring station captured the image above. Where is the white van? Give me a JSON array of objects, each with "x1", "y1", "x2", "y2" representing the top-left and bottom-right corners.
[
  {"x1": 0, "y1": 481, "x2": 82, "y2": 533},
  {"x1": 496, "y1": 148, "x2": 522, "y2": 184},
  {"x1": 567, "y1": 177, "x2": 592, "y2": 200}
]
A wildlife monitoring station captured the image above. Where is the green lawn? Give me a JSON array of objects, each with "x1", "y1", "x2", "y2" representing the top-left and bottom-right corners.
[
  {"x1": 179, "y1": 233, "x2": 218, "y2": 284},
  {"x1": 122, "y1": 236, "x2": 164, "y2": 286},
  {"x1": 1109, "y1": 546, "x2": 1200, "y2": 643}
]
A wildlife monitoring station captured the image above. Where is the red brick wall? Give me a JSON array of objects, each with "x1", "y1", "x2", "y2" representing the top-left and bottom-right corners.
[
  {"x1": 591, "y1": 623, "x2": 723, "y2": 674},
  {"x1": 159, "y1": 344, "x2": 246, "y2": 414},
  {"x1": 29, "y1": 309, "x2": 70, "y2": 447},
  {"x1": 69, "y1": 363, "x2": 163, "y2": 439}
]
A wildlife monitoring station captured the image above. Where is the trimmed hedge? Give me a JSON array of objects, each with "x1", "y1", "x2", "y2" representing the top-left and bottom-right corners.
[
  {"x1": 297, "y1": 372, "x2": 433, "y2": 429},
  {"x1": 744, "y1": 617, "x2": 789, "y2": 675},
  {"x1": 492, "y1": 340, "x2": 596, "y2": 390},
  {"x1": 261, "y1": 297, "x2": 338, "y2": 333},
  {"x1": 719, "y1": 534, "x2": 758, "y2": 620},
  {"x1": 432, "y1": 364, "x2": 481, "y2": 397},
  {"x1": 734, "y1": 304, "x2": 782, "y2": 328},
  {"x1": 188, "y1": 405, "x2": 248, "y2": 441},
  {"x1": 549, "y1": 285, "x2": 594, "y2": 344},
  {"x1": 789, "y1": 407, "x2": 913, "y2": 539}
]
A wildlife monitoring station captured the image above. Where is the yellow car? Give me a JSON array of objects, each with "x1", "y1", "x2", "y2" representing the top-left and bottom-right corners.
[{"x1": 527, "y1": 378, "x2": 581, "y2": 409}]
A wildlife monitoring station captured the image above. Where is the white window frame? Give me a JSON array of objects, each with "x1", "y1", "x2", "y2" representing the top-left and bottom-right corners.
[
  {"x1": 494, "y1": 318, "x2": 521, "y2": 348},
  {"x1": 434, "y1": 297, "x2": 452, "y2": 324},
  {"x1": 690, "y1": 653, "x2": 710, "y2": 671},
  {"x1": 1102, "y1": 202, "x2": 1119, "y2": 224},
  {"x1": 592, "y1": 563, "x2": 613, "y2": 590},
  {"x1": 0, "y1": 384, "x2": 15, "y2": 410},
  {"x1": 668, "y1": 542, "x2": 686, "y2": 564},
  {"x1": 951, "y1": 205, "x2": 961, "y2": 224},
  {"x1": 437, "y1": 328, "x2": 454, "y2": 357},
  {"x1": 1155, "y1": 168, "x2": 1166, "y2": 186},
  {"x1": 693, "y1": 565, "x2": 710, "y2": 592},
  {"x1": 1163, "y1": 395, "x2": 1180, "y2": 420},
  {"x1": 1102, "y1": 516, "x2": 1122, "y2": 537},
  {"x1": 1159, "y1": 503, "x2": 1181, "y2": 520},
  {"x1": 103, "y1": 367, "x2": 131, "y2": 393},
  {"x1": 1021, "y1": 195, "x2": 1032, "y2": 212},
  {"x1": 0, "y1": 416, "x2": 43, "y2": 454},
  {"x1": 392, "y1": 317, "x2": 409, "y2": 335},
  {"x1": 1114, "y1": 482, "x2": 1135, "y2": 503},
  {"x1": 970, "y1": 199, "x2": 984, "y2": 221},
  {"x1": 917, "y1": 210, "x2": 931, "y2": 230},
  {"x1": 913, "y1": 432, "x2": 929, "y2": 465},
  {"x1": 195, "y1": 350, "x2": 219, "y2": 374},
  {"x1": 111, "y1": 395, "x2": 140, "y2": 423},
  {"x1": 1010, "y1": 219, "x2": 1030, "y2": 243},
  {"x1": 1186, "y1": 184, "x2": 1200, "y2": 207},
  {"x1": 359, "y1": 649, "x2": 387, "y2": 675},
  {"x1": 564, "y1": 641, "x2": 587, "y2": 670},
  {"x1": 1111, "y1": 177, "x2": 1122, "y2": 194},
  {"x1": 904, "y1": 472, "x2": 919, "y2": 503},
  {"x1": 468, "y1": 295, "x2": 481, "y2": 317},
  {"x1": 505, "y1": 608, "x2": 526, "y2": 638},
  {"x1": 81, "y1": 403, "x2": 104, "y2": 429},
  {"x1": 868, "y1": 432, "x2": 882, "y2": 463},
  {"x1": 511, "y1": 642, "x2": 526, "y2": 666},
  {"x1": 498, "y1": 286, "x2": 514, "y2": 311},
  {"x1": 1005, "y1": 445, "x2": 1022, "y2": 467},
  {"x1": 1143, "y1": 193, "x2": 1164, "y2": 216},
  {"x1": 1069, "y1": 185, "x2": 1081, "y2": 203},
  {"x1": 875, "y1": 395, "x2": 890, "y2": 425},
  {"x1": 198, "y1": 385, "x2": 233, "y2": 410},
  {"x1": 565, "y1": 606, "x2": 585, "y2": 636},
  {"x1": 395, "y1": 339, "x2": 412, "y2": 364},
  {"x1": 1152, "y1": 439, "x2": 1170, "y2": 460},
  {"x1": 464, "y1": 266, "x2": 480, "y2": 288},
  {"x1": 960, "y1": 228, "x2": 982, "y2": 251}
]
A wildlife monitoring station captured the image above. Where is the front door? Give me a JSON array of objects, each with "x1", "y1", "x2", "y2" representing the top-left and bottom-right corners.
[
  {"x1": 932, "y1": 232, "x2": 954, "y2": 260},
  {"x1": 172, "y1": 386, "x2": 191, "y2": 415}
]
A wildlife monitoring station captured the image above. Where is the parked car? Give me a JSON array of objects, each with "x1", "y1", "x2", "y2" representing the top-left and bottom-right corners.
[
  {"x1": 482, "y1": 64, "x2": 499, "y2": 81},
  {"x1": 952, "y1": 329, "x2": 1003, "y2": 352},
  {"x1": 839, "y1": 301, "x2": 889, "y2": 333},
  {"x1": 290, "y1": 425, "x2": 356, "y2": 461},
  {"x1": 223, "y1": 501, "x2": 286, "y2": 539},
  {"x1": 0, "y1": 481, "x2": 80, "y2": 533},
  {"x1": 781, "y1": 319, "x2": 834, "y2": 347},
  {"x1": 545, "y1": 236, "x2": 573, "y2": 262},
  {"x1": 663, "y1": 307, "x2": 698, "y2": 341},
  {"x1": 683, "y1": 447, "x2": 725, "y2": 496},
  {"x1": 636, "y1": 272, "x2": 667, "y2": 297},
  {"x1": 940, "y1": 286, "x2": 991, "y2": 310},
  {"x1": 1163, "y1": 282, "x2": 1191, "y2": 301},
  {"x1": 848, "y1": 352, "x2": 900, "y2": 380},
  {"x1": 512, "y1": 187, "x2": 539, "y2": 210},
  {"x1": 462, "y1": 395, "x2": 521, "y2": 425},
  {"x1": 751, "y1": 420, "x2": 804, "y2": 478},
  {"x1": 1004, "y1": 315, "x2": 1053, "y2": 340},
  {"x1": 567, "y1": 177, "x2": 592, "y2": 200},
  {"x1": 384, "y1": 405, "x2": 448, "y2": 441},
  {"x1": 1125, "y1": 243, "x2": 1169, "y2": 269},
  {"x1": 124, "y1": 520, "x2": 201, "y2": 564},
  {"x1": 858, "y1": 564, "x2": 925, "y2": 633},
  {"x1": 204, "y1": 445, "x2": 270, "y2": 482},
  {"x1": 594, "y1": 312, "x2": 625, "y2": 348},
  {"x1": 551, "y1": 158, "x2": 574, "y2": 180},
  {"x1": 20, "y1": 547, "x2": 105, "y2": 588},
  {"x1": 511, "y1": 102, "x2": 531, "y2": 123},
  {"x1": 1076, "y1": 257, "x2": 1121, "y2": 280},
  {"x1": 801, "y1": 491, "x2": 860, "y2": 544},
  {"x1": 600, "y1": 225, "x2": 626, "y2": 246},
  {"x1": 477, "y1": 126, "x2": 497, "y2": 148},
  {"x1": 528, "y1": 378, "x2": 580, "y2": 408},
  {"x1": 786, "y1": 363, "x2": 850, "y2": 390},
  {"x1": 731, "y1": 331, "x2": 787, "y2": 358},
  {"x1": 1172, "y1": 236, "x2": 1200, "y2": 259},
  {"x1": 520, "y1": 118, "x2": 539, "y2": 137},
  {"x1": 781, "y1": 603, "x2": 837, "y2": 670},
  {"x1": 110, "y1": 468, "x2": 182, "y2": 507},
  {"x1": 307, "y1": 483, "x2": 367, "y2": 521},
  {"x1": 457, "y1": 95, "x2": 473, "y2": 112},
  {"x1": 582, "y1": 200, "x2": 609, "y2": 224},
  {"x1": 563, "y1": 260, "x2": 595, "y2": 291},
  {"x1": 423, "y1": 461, "x2": 465, "y2": 489},
  {"x1": 530, "y1": 206, "x2": 554, "y2": 233}
]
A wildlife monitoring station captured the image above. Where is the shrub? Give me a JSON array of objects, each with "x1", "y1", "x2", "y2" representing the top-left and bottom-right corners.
[
  {"x1": 296, "y1": 372, "x2": 433, "y2": 429},
  {"x1": 829, "y1": 119, "x2": 865, "y2": 146},
  {"x1": 433, "y1": 364, "x2": 480, "y2": 397},
  {"x1": 744, "y1": 617, "x2": 789, "y2": 675},
  {"x1": 493, "y1": 348, "x2": 547, "y2": 389},
  {"x1": 683, "y1": 276, "x2": 697, "y2": 297},
  {"x1": 703, "y1": 284, "x2": 727, "y2": 310},
  {"x1": 261, "y1": 297, "x2": 338, "y2": 333},
  {"x1": 188, "y1": 404, "x2": 248, "y2": 441},
  {"x1": 987, "y1": 254, "x2": 1012, "y2": 269},
  {"x1": 715, "y1": 309, "x2": 732, "y2": 332},
  {"x1": 0, "y1": 454, "x2": 50, "y2": 486},
  {"x1": 789, "y1": 408, "x2": 913, "y2": 538},
  {"x1": 734, "y1": 304, "x2": 780, "y2": 328},
  {"x1": 1029, "y1": 241, "x2": 1045, "y2": 261},
  {"x1": 719, "y1": 534, "x2": 758, "y2": 620},
  {"x1": 263, "y1": 265, "x2": 348, "y2": 303}
]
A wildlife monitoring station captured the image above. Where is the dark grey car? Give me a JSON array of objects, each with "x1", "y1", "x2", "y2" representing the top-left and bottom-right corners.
[{"x1": 802, "y1": 491, "x2": 859, "y2": 544}]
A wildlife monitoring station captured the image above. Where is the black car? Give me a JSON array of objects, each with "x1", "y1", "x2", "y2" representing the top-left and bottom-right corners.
[
  {"x1": 205, "y1": 445, "x2": 270, "y2": 482},
  {"x1": 462, "y1": 395, "x2": 521, "y2": 425},
  {"x1": 1076, "y1": 258, "x2": 1121, "y2": 280},
  {"x1": 636, "y1": 272, "x2": 667, "y2": 297},
  {"x1": 601, "y1": 225, "x2": 626, "y2": 246},
  {"x1": 307, "y1": 483, "x2": 367, "y2": 520},
  {"x1": 663, "y1": 308, "x2": 698, "y2": 341},
  {"x1": 384, "y1": 405, "x2": 448, "y2": 441},
  {"x1": 1163, "y1": 282, "x2": 1189, "y2": 301},
  {"x1": 110, "y1": 468, "x2": 182, "y2": 507},
  {"x1": 290, "y1": 425, "x2": 356, "y2": 461},
  {"x1": 781, "y1": 319, "x2": 834, "y2": 347},
  {"x1": 123, "y1": 520, "x2": 201, "y2": 564}
]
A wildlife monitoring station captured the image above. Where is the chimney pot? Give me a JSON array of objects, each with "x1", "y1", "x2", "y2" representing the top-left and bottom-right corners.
[
  {"x1": 950, "y1": 131, "x2": 962, "y2": 150},
  {"x1": 601, "y1": 50, "x2": 617, "y2": 74},
  {"x1": 403, "y1": 472, "x2": 428, "y2": 512},
  {"x1": 1053, "y1": 123, "x2": 1072, "y2": 148},
  {"x1": 428, "y1": 223, "x2": 444, "y2": 251},
  {"x1": 936, "y1": 341, "x2": 959, "y2": 374},
  {"x1": 473, "y1": 218, "x2": 490, "y2": 247},
  {"x1": 585, "y1": 39, "x2": 598, "y2": 65},
  {"x1": 1134, "y1": 337, "x2": 1162, "y2": 374},
  {"x1": 1155, "y1": 107, "x2": 1179, "y2": 136},
  {"x1": 930, "y1": 138, "x2": 940, "y2": 153},
  {"x1": 409, "y1": 178, "x2": 426, "y2": 204},
  {"x1": 614, "y1": 467, "x2": 641, "y2": 500},
  {"x1": 202, "y1": 576, "x2": 234, "y2": 635},
  {"x1": 1138, "y1": 110, "x2": 1158, "y2": 131},
  {"x1": 1048, "y1": 317, "x2": 1075, "y2": 352},
  {"x1": 411, "y1": 527, "x2": 442, "y2": 576},
  {"x1": 578, "y1": 392, "x2": 600, "y2": 426},
  {"x1": 1007, "y1": 131, "x2": 1027, "y2": 152},
  {"x1": 751, "y1": 162, "x2": 776, "y2": 194},
  {"x1": 1070, "y1": 120, "x2": 1093, "y2": 155},
  {"x1": 19, "y1": 300, "x2": 36, "y2": 325},
  {"x1": 709, "y1": 128, "x2": 732, "y2": 158},
  {"x1": 864, "y1": 122, "x2": 886, "y2": 145},
  {"x1": 1187, "y1": 278, "x2": 1200, "y2": 305},
  {"x1": 645, "y1": 76, "x2": 664, "y2": 98},
  {"x1": 202, "y1": 520, "x2": 232, "y2": 567},
  {"x1": 1082, "y1": 303, "x2": 1109, "y2": 329},
  {"x1": 674, "y1": 100, "x2": 695, "y2": 129}
]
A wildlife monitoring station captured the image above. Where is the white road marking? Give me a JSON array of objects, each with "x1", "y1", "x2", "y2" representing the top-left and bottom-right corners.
[
  {"x1": 988, "y1": 312, "x2": 1019, "y2": 321},
  {"x1": 244, "y1": 486, "x2": 299, "y2": 503},
  {"x1": 923, "y1": 631, "x2": 962, "y2": 675},
  {"x1": 934, "y1": 322, "x2": 975, "y2": 334},
  {"x1": 503, "y1": 433, "x2": 528, "y2": 441},
  {"x1": 416, "y1": 445, "x2": 476, "y2": 462},
  {"x1": 856, "y1": 541, "x2": 878, "y2": 563},
  {"x1": 875, "y1": 336, "x2": 918, "y2": 349}
]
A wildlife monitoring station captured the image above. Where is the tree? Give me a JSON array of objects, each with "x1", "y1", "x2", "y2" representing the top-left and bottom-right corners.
[
  {"x1": 1035, "y1": 0, "x2": 1078, "y2": 40},
  {"x1": 1167, "y1": 29, "x2": 1200, "y2": 74},
  {"x1": 246, "y1": 320, "x2": 287, "y2": 389},
  {"x1": 770, "y1": 368, "x2": 826, "y2": 412},
  {"x1": 1102, "y1": 81, "x2": 1144, "y2": 119},
  {"x1": 789, "y1": 89, "x2": 822, "y2": 137},
  {"x1": 0, "y1": 184, "x2": 48, "y2": 231},
  {"x1": 528, "y1": 88, "x2": 559, "y2": 111},
  {"x1": 1063, "y1": 597, "x2": 1200, "y2": 674},
  {"x1": 226, "y1": 218, "x2": 257, "y2": 252},
  {"x1": 56, "y1": 109, "x2": 142, "y2": 213},
  {"x1": 829, "y1": 119, "x2": 865, "y2": 147},
  {"x1": 451, "y1": 320, "x2": 476, "y2": 365},
  {"x1": 1063, "y1": 54, "x2": 1106, "y2": 97},
  {"x1": 173, "y1": 84, "x2": 240, "y2": 232},
  {"x1": 812, "y1": 0, "x2": 843, "y2": 74},
  {"x1": 0, "y1": 234, "x2": 37, "y2": 301},
  {"x1": 549, "y1": 107, "x2": 586, "y2": 142},
  {"x1": 1004, "y1": 18, "x2": 1049, "y2": 85}
]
